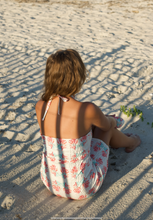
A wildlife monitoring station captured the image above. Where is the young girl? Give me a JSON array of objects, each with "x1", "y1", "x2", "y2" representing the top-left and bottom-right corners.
[{"x1": 35, "y1": 49, "x2": 141, "y2": 200}]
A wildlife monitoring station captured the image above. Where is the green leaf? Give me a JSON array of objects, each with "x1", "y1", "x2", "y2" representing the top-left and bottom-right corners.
[
  {"x1": 133, "y1": 105, "x2": 136, "y2": 112},
  {"x1": 127, "y1": 112, "x2": 130, "y2": 117}
]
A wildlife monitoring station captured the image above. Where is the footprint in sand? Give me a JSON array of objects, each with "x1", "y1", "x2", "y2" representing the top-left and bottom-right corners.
[
  {"x1": 0, "y1": 110, "x2": 6, "y2": 120},
  {"x1": 5, "y1": 111, "x2": 16, "y2": 121},
  {"x1": 1, "y1": 194, "x2": 16, "y2": 210},
  {"x1": 26, "y1": 144, "x2": 40, "y2": 152},
  {"x1": 12, "y1": 97, "x2": 28, "y2": 109},
  {"x1": 22, "y1": 103, "x2": 35, "y2": 112}
]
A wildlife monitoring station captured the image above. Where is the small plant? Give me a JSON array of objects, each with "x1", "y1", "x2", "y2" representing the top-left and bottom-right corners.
[
  {"x1": 120, "y1": 105, "x2": 152, "y2": 127},
  {"x1": 139, "y1": 112, "x2": 144, "y2": 122},
  {"x1": 120, "y1": 105, "x2": 143, "y2": 119}
]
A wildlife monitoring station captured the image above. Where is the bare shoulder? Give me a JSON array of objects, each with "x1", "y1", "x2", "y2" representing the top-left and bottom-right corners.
[
  {"x1": 35, "y1": 100, "x2": 46, "y2": 118},
  {"x1": 80, "y1": 101, "x2": 98, "y2": 118},
  {"x1": 35, "y1": 100, "x2": 45, "y2": 111},
  {"x1": 35, "y1": 100, "x2": 47, "y2": 125},
  {"x1": 83, "y1": 101, "x2": 98, "y2": 113},
  {"x1": 81, "y1": 101, "x2": 110, "y2": 131},
  {"x1": 72, "y1": 99, "x2": 103, "y2": 119}
]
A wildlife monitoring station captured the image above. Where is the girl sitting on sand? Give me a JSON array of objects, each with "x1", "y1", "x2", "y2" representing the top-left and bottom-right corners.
[{"x1": 35, "y1": 49, "x2": 141, "y2": 200}]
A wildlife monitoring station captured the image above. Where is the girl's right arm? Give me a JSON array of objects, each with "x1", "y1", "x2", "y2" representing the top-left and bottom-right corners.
[{"x1": 86, "y1": 102, "x2": 117, "y2": 131}]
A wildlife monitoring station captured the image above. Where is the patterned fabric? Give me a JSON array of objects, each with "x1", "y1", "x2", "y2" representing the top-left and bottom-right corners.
[
  {"x1": 114, "y1": 116, "x2": 124, "y2": 128},
  {"x1": 105, "y1": 114, "x2": 124, "y2": 128},
  {"x1": 40, "y1": 131, "x2": 109, "y2": 200},
  {"x1": 40, "y1": 96, "x2": 109, "y2": 200}
]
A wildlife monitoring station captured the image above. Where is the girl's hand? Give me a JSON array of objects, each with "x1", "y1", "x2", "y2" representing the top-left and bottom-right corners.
[{"x1": 106, "y1": 115, "x2": 124, "y2": 128}]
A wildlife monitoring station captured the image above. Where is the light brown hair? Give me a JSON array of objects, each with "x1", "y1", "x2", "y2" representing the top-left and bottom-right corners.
[{"x1": 42, "y1": 49, "x2": 87, "y2": 101}]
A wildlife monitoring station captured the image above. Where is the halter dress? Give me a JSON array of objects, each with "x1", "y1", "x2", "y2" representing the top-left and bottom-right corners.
[{"x1": 40, "y1": 96, "x2": 110, "y2": 200}]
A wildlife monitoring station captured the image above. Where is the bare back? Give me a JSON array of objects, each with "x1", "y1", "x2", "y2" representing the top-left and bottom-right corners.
[{"x1": 35, "y1": 96, "x2": 92, "y2": 139}]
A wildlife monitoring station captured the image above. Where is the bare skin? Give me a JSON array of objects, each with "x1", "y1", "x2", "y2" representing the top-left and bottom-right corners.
[
  {"x1": 92, "y1": 125, "x2": 141, "y2": 153},
  {"x1": 35, "y1": 96, "x2": 141, "y2": 152}
]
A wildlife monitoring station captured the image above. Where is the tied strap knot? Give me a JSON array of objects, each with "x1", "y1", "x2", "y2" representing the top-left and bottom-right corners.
[{"x1": 42, "y1": 95, "x2": 69, "y2": 121}]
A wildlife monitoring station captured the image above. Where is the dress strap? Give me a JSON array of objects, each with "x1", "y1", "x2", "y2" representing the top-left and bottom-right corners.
[
  {"x1": 42, "y1": 95, "x2": 69, "y2": 121},
  {"x1": 42, "y1": 99, "x2": 52, "y2": 121},
  {"x1": 57, "y1": 95, "x2": 69, "y2": 115}
]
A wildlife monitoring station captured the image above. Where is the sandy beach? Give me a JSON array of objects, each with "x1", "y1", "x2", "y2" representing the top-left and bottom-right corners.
[{"x1": 0, "y1": 0, "x2": 153, "y2": 219}]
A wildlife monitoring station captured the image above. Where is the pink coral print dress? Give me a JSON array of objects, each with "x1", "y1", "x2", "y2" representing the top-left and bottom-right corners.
[{"x1": 40, "y1": 96, "x2": 109, "y2": 200}]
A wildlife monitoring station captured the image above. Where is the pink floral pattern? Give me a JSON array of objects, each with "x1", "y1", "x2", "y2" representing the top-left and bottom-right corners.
[
  {"x1": 83, "y1": 177, "x2": 90, "y2": 188},
  {"x1": 52, "y1": 180, "x2": 61, "y2": 192},
  {"x1": 40, "y1": 130, "x2": 109, "y2": 200},
  {"x1": 50, "y1": 164, "x2": 58, "y2": 176},
  {"x1": 61, "y1": 167, "x2": 69, "y2": 178},
  {"x1": 73, "y1": 182, "x2": 81, "y2": 194},
  {"x1": 90, "y1": 171, "x2": 95, "y2": 180},
  {"x1": 71, "y1": 166, "x2": 78, "y2": 178},
  {"x1": 64, "y1": 183, "x2": 71, "y2": 195},
  {"x1": 96, "y1": 158, "x2": 103, "y2": 165}
]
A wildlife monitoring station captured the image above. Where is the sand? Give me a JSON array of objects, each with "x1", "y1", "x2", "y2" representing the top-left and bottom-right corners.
[{"x1": 0, "y1": 0, "x2": 153, "y2": 219}]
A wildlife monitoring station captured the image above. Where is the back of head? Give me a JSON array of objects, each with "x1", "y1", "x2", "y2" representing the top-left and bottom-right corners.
[{"x1": 42, "y1": 49, "x2": 87, "y2": 101}]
